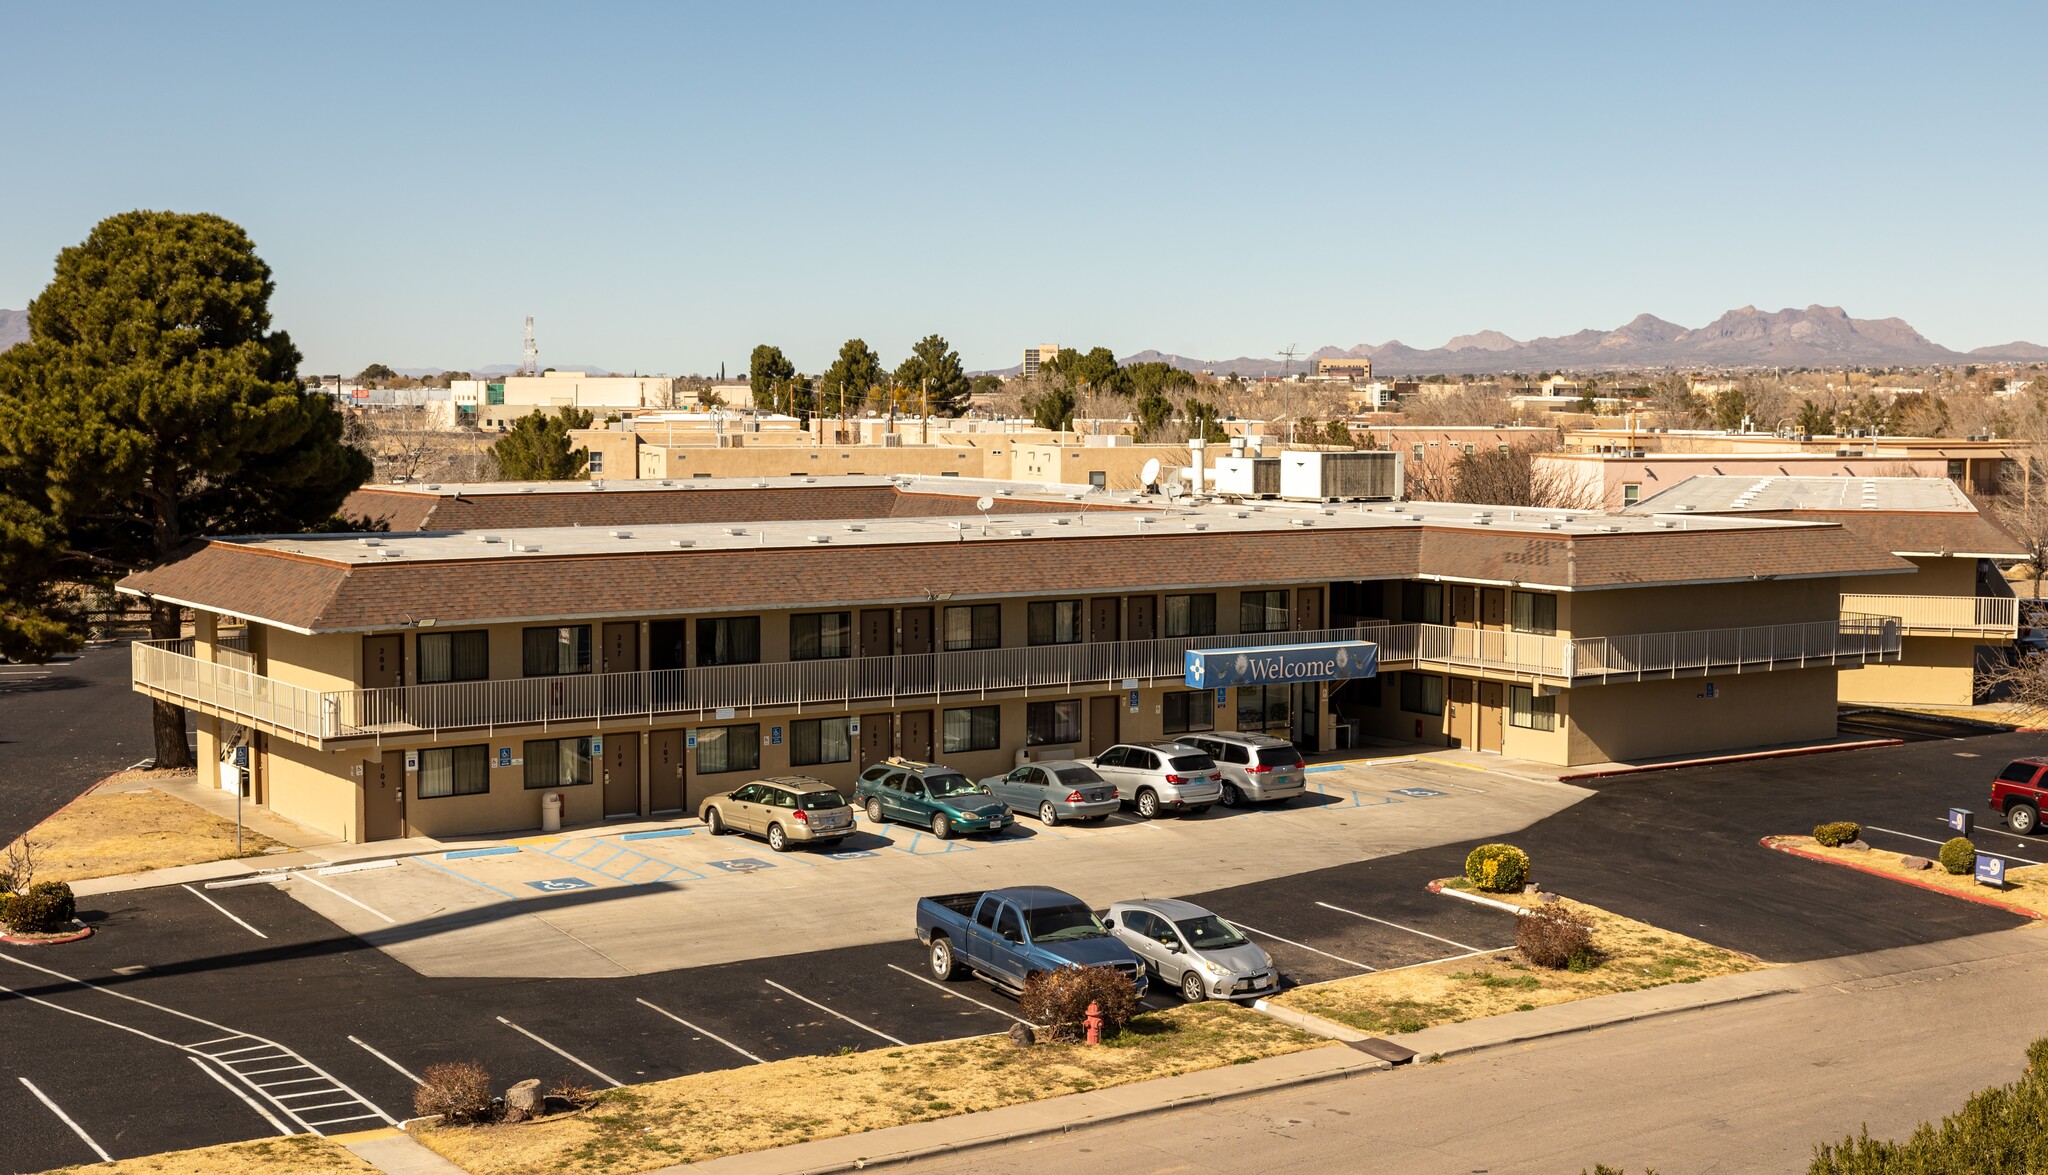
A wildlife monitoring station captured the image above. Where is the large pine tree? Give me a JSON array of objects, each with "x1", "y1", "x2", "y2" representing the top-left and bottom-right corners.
[{"x1": 0, "y1": 211, "x2": 371, "y2": 767}]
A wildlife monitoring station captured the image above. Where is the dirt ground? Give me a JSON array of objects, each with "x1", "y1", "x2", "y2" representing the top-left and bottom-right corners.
[
  {"x1": 41, "y1": 1134, "x2": 375, "y2": 1174},
  {"x1": 6, "y1": 774, "x2": 283, "y2": 883},
  {"x1": 1272, "y1": 884, "x2": 1768, "y2": 1036},
  {"x1": 415, "y1": 1001, "x2": 1326, "y2": 1175},
  {"x1": 1775, "y1": 834, "x2": 2048, "y2": 916}
]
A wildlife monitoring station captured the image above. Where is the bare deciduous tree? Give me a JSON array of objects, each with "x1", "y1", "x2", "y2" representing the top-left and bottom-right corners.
[{"x1": 1407, "y1": 438, "x2": 1599, "y2": 509}]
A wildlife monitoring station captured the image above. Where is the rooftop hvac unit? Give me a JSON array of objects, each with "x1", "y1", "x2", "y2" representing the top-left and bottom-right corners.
[
  {"x1": 1278, "y1": 450, "x2": 1403, "y2": 501},
  {"x1": 1211, "y1": 456, "x2": 1280, "y2": 497}
]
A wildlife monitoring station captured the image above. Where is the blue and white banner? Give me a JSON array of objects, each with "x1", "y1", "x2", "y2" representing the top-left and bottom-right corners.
[{"x1": 1185, "y1": 641, "x2": 1379, "y2": 688}]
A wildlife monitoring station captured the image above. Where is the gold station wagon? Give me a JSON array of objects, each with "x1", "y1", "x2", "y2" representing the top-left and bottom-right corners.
[{"x1": 699, "y1": 776, "x2": 856, "y2": 852}]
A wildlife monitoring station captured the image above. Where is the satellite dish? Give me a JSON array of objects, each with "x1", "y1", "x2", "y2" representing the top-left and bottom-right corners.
[
  {"x1": 1165, "y1": 480, "x2": 1185, "y2": 499},
  {"x1": 1139, "y1": 458, "x2": 1162, "y2": 490},
  {"x1": 976, "y1": 495, "x2": 995, "y2": 512}
]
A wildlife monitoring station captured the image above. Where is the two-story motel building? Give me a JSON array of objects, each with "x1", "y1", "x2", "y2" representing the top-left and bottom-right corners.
[{"x1": 120, "y1": 477, "x2": 1912, "y2": 844}]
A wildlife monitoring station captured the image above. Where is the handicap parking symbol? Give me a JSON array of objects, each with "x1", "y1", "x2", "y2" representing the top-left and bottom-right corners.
[
  {"x1": 825, "y1": 850, "x2": 877, "y2": 860},
  {"x1": 708, "y1": 858, "x2": 776, "y2": 873},
  {"x1": 526, "y1": 877, "x2": 595, "y2": 892},
  {"x1": 1389, "y1": 787, "x2": 1446, "y2": 798}
]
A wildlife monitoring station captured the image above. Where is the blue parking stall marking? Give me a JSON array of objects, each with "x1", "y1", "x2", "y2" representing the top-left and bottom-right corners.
[
  {"x1": 825, "y1": 849, "x2": 878, "y2": 860},
  {"x1": 708, "y1": 858, "x2": 777, "y2": 873},
  {"x1": 414, "y1": 855, "x2": 523, "y2": 900},
  {"x1": 529, "y1": 839, "x2": 710, "y2": 883},
  {"x1": 1305, "y1": 783, "x2": 1402, "y2": 809},
  {"x1": 526, "y1": 877, "x2": 595, "y2": 893},
  {"x1": 1389, "y1": 787, "x2": 1447, "y2": 798},
  {"x1": 620, "y1": 828, "x2": 693, "y2": 841},
  {"x1": 444, "y1": 846, "x2": 520, "y2": 860},
  {"x1": 888, "y1": 830, "x2": 976, "y2": 856},
  {"x1": 1303, "y1": 764, "x2": 1346, "y2": 774}
]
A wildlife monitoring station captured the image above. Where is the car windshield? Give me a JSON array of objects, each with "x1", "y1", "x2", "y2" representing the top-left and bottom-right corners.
[
  {"x1": 1053, "y1": 766, "x2": 1104, "y2": 785},
  {"x1": 1027, "y1": 903, "x2": 1107, "y2": 942},
  {"x1": 1168, "y1": 754, "x2": 1216, "y2": 771},
  {"x1": 926, "y1": 773, "x2": 987, "y2": 798},
  {"x1": 796, "y1": 790, "x2": 846, "y2": 810},
  {"x1": 1175, "y1": 915, "x2": 1249, "y2": 950}
]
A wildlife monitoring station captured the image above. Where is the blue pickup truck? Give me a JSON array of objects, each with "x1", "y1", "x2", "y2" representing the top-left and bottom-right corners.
[{"x1": 915, "y1": 886, "x2": 1148, "y2": 995}]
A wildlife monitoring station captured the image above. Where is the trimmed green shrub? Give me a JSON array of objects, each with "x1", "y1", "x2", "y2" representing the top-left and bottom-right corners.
[
  {"x1": 1020, "y1": 965, "x2": 1140, "y2": 1041},
  {"x1": 1517, "y1": 904, "x2": 1594, "y2": 969},
  {"x1": 1464, "y1": 843, "x2": 1531, "y2": 893},
  {"x1": 1939, "y1": 836, "x2": 1976, "y2": 875},
  {"x1": 1811, "y1": 1037, "x2": 2048, "y2": 1172},
  {"x1": 1812, "y1": 821, "x2": 1862, "y2": 848},
  {"x1": 0, "y1": 882, "x2": 75, "y2": 934}
]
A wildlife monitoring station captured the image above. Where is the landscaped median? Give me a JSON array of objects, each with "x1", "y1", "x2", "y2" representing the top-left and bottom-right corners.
[
  {"x1": 410, "y1": 1001, "x2": 1327, "y2": 1175},
  {"x1": 1269, "y1": 883, "x2": 1768, "y2": 1037},
  {"x1": 42, "y1": 1134, "x2": 377, "y2": 1174},
  {"x1": 1765, "y1": 832, "x2": 2048, "y2": 917}
]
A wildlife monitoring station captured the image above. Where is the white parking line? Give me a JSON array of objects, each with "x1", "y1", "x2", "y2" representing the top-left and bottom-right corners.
[
  {"x1": 187, "y1": 1056, "x2": 294, "y2": 1136},
  {"x1": 182, "y1": 884, "x2": 267, "y2": 939},
  {"x1": 296, "y1": 874, "x2": 397, "y2": 924},
  {"x1": 1865, "y1": 825, "x2": 2047, "y2": 866},
  {"x1": 496, "y1": 1016, "x2": 622, "y2": 1087},
  {"x1": 1227, "y1": 922, "x2": 1377, "y2": 972},
  {"x1": 763, "y1": 979, "x2": 910, "y2": 1046},
  {"x1": 20, "y1": 1077, "x2": 112, "y2": 1162},
  {"x1": 636, "y1": 998, "x2": 768, "y2": 1064},
  {"x1": 1941, "y1": 818, "x2": 2038, "y2": 846},
  {"x1": 1369, "y1": 946, "x2": 1519, "y2": 975},
  {"x1": 350, "y1": 1035, "x2": 424, "y2": 1085},
  {"x1": 1315, "y1": 900, "x2": 1482, "y2": 953},
  {"x1": 885, "y1": 963, "x2": 1031, "y2": 1026}
]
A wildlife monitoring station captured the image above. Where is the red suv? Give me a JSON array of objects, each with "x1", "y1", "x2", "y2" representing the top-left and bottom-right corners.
[{"x1": 1989, "y1": 758, "x2": 2048, "y2": 834}]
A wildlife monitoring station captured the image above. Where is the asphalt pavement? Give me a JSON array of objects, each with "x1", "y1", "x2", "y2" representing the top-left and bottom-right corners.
[{"x1": 0, "y1": 644, "x2": 161, "y2": 844}]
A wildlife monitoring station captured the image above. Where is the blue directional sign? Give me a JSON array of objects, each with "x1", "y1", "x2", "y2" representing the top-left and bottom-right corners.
[
  {"x1": 1948, "y1": 807, "x2": 1974, "y2": 835},
  {"x1": 1977, "y1": 854, "x2": 2007, "y2": 887},
  {"x1": 1186, "y1": 641, "x2": 1378, "y2": 688}
]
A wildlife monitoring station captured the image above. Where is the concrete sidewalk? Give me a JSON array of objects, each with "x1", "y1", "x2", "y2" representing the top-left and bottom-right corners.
[{"x1": 651, "y1": 924, "x2": 2048, "y2": 1175}]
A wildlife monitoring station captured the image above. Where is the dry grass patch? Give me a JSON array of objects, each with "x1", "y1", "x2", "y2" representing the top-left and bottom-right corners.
[
  {"x1": 8, "y1": 777, "x2": 282, "y2": 883},
  {"x1": 1272, "y1": 886, "x2": 1766, "y2": 1036},
  {"x1": 1775, "y1": 835, "x2": 2048, "y2": 915},
  {"x1": 414, "y1": 1001, "x2": 1326, "y2": 1175},
  {"x1": 41, "y1": 1133, "x2": 376, "y2": 1174}
]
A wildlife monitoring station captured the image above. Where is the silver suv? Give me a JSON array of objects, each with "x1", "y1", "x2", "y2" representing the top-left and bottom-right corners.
[
  {"x1": 1180, "y1": 732, "x2": 1306, "y2": 807},
  {"x1": 1090, "y1": 742, "x2": 1222, "y2": 818}
]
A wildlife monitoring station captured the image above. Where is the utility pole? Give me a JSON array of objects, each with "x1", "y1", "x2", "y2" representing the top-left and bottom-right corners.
[
  {"x1": 921, "y1": 376, "x2": 930, "y2": 445},
  {"x1": 1278, "y1": 344, "x2": 1301, "y2": 448}
]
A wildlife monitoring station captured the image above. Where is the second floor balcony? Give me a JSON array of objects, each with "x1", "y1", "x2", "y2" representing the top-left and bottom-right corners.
[
  {"x1": 1838, "y1": 593, "x2": 2018, "y2": 639},
  {"x1": 132, "y1": 612, "x2": 1902, "y2": 746}
]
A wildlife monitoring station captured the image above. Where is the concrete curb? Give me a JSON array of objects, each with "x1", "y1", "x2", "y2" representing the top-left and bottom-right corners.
[
  {"x1": 1761, "y1": 836, "x2": 2048, "y2": 919},
  {"x1": 1250, "y1": 999, "x2": 1371, "y2": 1042},
  {"x1": 1427, "y1": 880, "x2": 1529, "y2": 915},
  {"x1": 1396, "y1": 979, "x2": 1796, "y2": 1063},
  {"x1": 1841, "y1": 706, "x2": 2017, "y2": 733},
  {"x1": 1557, "y1": 738, "x2": 1902, "y2": 782}
]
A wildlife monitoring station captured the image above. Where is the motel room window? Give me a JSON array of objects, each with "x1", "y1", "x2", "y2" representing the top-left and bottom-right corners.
[
  {"x1": 417, "y1": 745, "x2": 490, "y2": 799},
  {"x1": 1026, "y1": 699, "x2": 1083, "y2": 746},
  {"x1": 1400, "y1": 582, "x2": 1445, "y2": 625},
  {"x1": 649, "y1": 620, "x2": 687, "y2": 671},
  {"x1": 524, "y1": 737, "x2": 593, "y2": 789},
  {"x1": 521, "y1": 625, "x2": 591, "y2": 676},
  {"x1": 1236, "y1": 685, "x2": 1290, "y2": 732},
  {"x1": 1410, "y1": 443, "x2": 1424, "y2": 463},
  {"x1": 1164, "y1": 593, "x2": 1217, "y2": 638},
  {"x1": 1510, "y1": 685, "x2": 1558, "y2": 732},
  {"x1": 1239, "y1": 590, "x2": 1290, "y2": 634},
  {"x1": 696, "y1": 616, "x2": 761, "y2": 666},
  {"x1": 1399, "y1": 673, "x2": 1446, "y2": 716},
  {"x1": 790, "y1": 612, "x2": 853, "y2": 661},
  {"x1": 943, "y1": 705, "x2": 1002, "y2": 753},
  {"x1": 790, "y1": 717, "x2": 852, "y2": 766},
  {"x1": 1028, "y1": 600, "x2": 1084, "y2": 646},
  {"x1": 1947, "y1": 459, "x2": 1966, "y2": 480},
  {"x1": 1622, "y1": 483, "x2": 1641, "y2": 506},
  {"x1": 1510, "y1": 591, "x2": 1558, "y2": 636},
  {"x1": 418, "y1": 630, "x2": 489, "y2": 684},
  {"x1": 1088, "y1": 470, "x2": 1107, "y2": 488},
  {"x1": 943, "y1": 604, "x2": 1002, "y2": 651},
  {"x1": 697, "y1": 725, "x2": 762, "y2": 774},
  {"x1": 1163, "y1": 691, "x2": 1216, "y2": 735},
  {"x1": 587, "y1": 451, "x2": 604, "y2": 475}
]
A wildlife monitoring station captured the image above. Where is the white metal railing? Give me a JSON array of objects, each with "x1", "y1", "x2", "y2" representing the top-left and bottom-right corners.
[
  {"x1": 1360, "y1": 616, "x2": 1900, "y2": 682},
  {"x1": 132, "y1": 639, "x2": 335, "y2": 739},
  {"x1": 1839, "y1": 593, "x2": 2018, "y2": 635}
]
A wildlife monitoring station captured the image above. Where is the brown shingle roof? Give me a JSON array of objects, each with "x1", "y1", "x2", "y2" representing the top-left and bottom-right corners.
[
  {"x1": 1736, "y1": 511, "x2": 2025, "y2": 559},
  {"x1": 341, "y1": 485, "x2": 1095, "y2": 533}
]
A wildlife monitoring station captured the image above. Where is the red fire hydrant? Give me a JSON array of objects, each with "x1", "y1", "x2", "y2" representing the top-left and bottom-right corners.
[{"x1": 1084, "y1": 1001, "x2": 1103, "y2": 1045}]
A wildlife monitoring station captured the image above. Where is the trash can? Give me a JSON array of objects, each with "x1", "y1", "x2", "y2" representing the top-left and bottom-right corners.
[{"x1": 541, "y1": 791, "x2": 563, "y2": 833}]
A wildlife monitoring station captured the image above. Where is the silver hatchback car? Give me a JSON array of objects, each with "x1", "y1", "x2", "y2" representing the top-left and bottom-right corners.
[
  {"x1": 1105, "y1": 897, "x2": 1278, "y2": 1002},
  {"x1": 1089, "y1": 742, "x2": 1223, "y2": 818},
  {"x1": 1180, "y1": 732, "x2": 1307, "y2": 806}
]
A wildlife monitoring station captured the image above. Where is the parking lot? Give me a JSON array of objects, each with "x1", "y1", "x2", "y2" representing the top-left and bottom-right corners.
[{"x1": 7, "y1": 729, "x2": 2044, "y2": 1170}]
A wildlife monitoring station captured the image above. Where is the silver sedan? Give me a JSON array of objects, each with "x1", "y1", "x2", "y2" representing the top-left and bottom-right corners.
[{"x1": 979, "y1": 760, "x2": 1122, "y2": 826}]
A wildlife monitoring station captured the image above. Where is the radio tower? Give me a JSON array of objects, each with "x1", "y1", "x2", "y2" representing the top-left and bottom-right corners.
[{"x1": 520, "y1": 316, "x2": 539, "y2": 376}]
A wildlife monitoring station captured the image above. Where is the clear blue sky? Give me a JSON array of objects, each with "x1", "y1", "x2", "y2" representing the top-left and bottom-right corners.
[{"x1": 2, "y1": 2, "x2": 2041, "y2": 374}]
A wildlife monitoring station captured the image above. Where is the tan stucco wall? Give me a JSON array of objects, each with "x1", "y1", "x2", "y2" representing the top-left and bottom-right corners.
[
  {"x1": 1566, "y1": 578, "x2": 1840, "y2": 638},
  {"x1": 264, "y1": 737, "x2": 361, "y2": 843},
  {"x1": 1564, "y1": 667, "x2": 1840, "y2": 765},
  {"x1": 262, "y1": 628, "x2": 358, "y2": 693},
  {"x1": 1839, "y1": 636, "x2": 1978, "y2": 706}
]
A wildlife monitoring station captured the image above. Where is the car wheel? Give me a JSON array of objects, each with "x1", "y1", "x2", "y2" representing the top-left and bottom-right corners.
[
  {"x1": 767, "y1": 823, "x2": 788, "y2": 852},
  {"x1": 1180, "y1": 971, "x2": 1207, "y2": 1002},
  {"x1": 930, "y1": 936, "x2": 963, "y2": 980},
  {"x1": 867, "y1": 797, "x2": 885, "y2": 823},
  {"x1": 706, "y1": 808, "x2": 726, "y2": 835},
  {"x1": 1039, "y1": 801, "x2": 1059, "y2": 827},
  {"x1": 2011, "y1": 803, "x2": 2040, "y2": 836},
  {"x1": 1136, "y1": 789, "x2": 1160, "y2": 819},
  {"x1": 1220, "y1": 783, "x2": 1243, "y2": 808},
  {"x1": 931, "y1": 812, "x2": 953, "y2": 839}
]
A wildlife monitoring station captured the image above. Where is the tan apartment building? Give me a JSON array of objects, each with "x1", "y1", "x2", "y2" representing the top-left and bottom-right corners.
[
  {"x1": 1627, "y1": 476, "x2": 2025, "y2": 707},
  {"x1": 1562, "y1": 429, "x2": 2017, "y2": 495},
  {"x1": 124, "y1": 478, "x2": 1911, "y2": 844},
  {"x1": 1023, "y1": 345, "x2": 1061, "y2": 377},
  {"x1": 1314, "y1": 357, "x2": 1373, "y2": 380},
  {"x1": 1538, "y1": 450, "x2": 1948, "y2": 511}
]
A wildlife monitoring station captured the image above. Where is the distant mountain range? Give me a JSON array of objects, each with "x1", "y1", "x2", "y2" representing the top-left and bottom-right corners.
[
  {"x1": 1118, "y1": 307, "x2": 2047, "y2": 378},
  {"x1": 0, "y1": 309, "x2": 27, "y2": 350}
]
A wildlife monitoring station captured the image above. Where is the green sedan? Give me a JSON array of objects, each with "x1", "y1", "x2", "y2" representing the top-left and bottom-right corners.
[{"x1": 853, "y1": 757, "x2": 1011, "y2": 838}]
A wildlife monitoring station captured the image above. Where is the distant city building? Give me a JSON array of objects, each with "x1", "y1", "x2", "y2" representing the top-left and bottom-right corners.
[
  {"x1": 1313, "y1": 357, "x2": 1372, "y2": 381},
  {"x1": 1022, "y1": 344, "x2": 1061, "y2": 378},
  {"x1": 448, "y1": 372, "x2": 696, "y2": 429}
]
